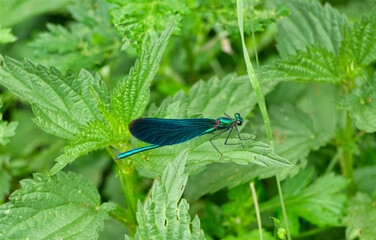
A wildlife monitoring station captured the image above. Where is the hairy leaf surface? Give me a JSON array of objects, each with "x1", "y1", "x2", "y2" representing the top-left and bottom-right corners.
[
  {"x1": 125, "y1": 151, "x2": 205, "y2": 240},
  {"x1": 0, "y1": 171, "x2": 116, "y2": 240},
  {"x1": 0, "y1": 56, "x2": 108, "y2": 139}
]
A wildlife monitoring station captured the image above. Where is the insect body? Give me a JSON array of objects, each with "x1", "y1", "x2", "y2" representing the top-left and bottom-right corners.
[{"x1": 116, "y1": 113, "x2": 248, "y2": 159}]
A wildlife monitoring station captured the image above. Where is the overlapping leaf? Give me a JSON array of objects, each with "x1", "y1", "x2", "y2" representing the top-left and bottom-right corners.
[
  {"x1": 49, "y1": 23, "x2": 175, "y2": 174},
  {"x1": 275, "y1": 0, "x2": 347, "y2": 57},
  {"x1": 125, "y1": 150, "x2": 205, "y2": 240},
  {"x1": 0, "y1": 56, "x2": 108, "y2": 139},
  {"x1": 342, "y1": 9, "x2": 376, "y2": 66},
  {"x1": 344, "y1": 193, "x2": 376, "y2": 240},
  {"x1": 261, "y1": 168, "x2": 349, "y2": 235},
  {"x1": 28, "y1": 0, "x2": 119, "y2": 72},
  {"x1": 339, "y1": 76, "x2": 376, "y2": 132},
  {"x1": 107, "y1": 0, "x2": 186, "y2": 49},
  {"x1": 270, "y1": 46, "x2": 343, "y2": 83},
  {"x1": 0, "y1": 171, "x2": 116, "y2": 239}
]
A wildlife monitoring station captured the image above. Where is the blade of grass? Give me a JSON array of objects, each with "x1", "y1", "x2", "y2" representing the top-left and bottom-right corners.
[{"x1": 236, "y1": 1, "x2": 291, "y2": 239}]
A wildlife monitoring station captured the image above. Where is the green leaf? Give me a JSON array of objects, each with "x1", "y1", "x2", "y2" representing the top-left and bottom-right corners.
[
  {"x1": 345, "y1": 193, "x2": 376, "y2": 240},
  {"x1": 0, "y1": 56, "x2": 108, "y2": 139},
  {"x1": 125, "y1": 150, "x2": 205, "y2": 240},
  {"x1": 0, "y1": 171, "x2": 116, "y2": 239},
  {"x1": 107, "y1": 0, "x2": 185, "y2": 49},
  {"x1": 266, "y1": 104, "x2": 331, "y2": 163},
  {"x1": 270, "y1": 46, "x2": 343, "y2": 83},
  {"x1": 111, "y1": 22, "x2": 175, "y2": 128},
  {"x1": 354, "y1": 166, "x2": 376, "y2": 196},
  {"x1": 275, "y1": 0, "x2": 347, "y2": 57},
  {"x1": 135, "y1": 136, "x2": 291, "y2": 177},
  {"x1": 204, "y1": 0, "x2": 289, "y2": 35},
  {"x1": 0, "y1": 0, "x2": 71, "y2": 27},
  {"x1": 49, "y1": 23, "x2": 175, "y2": 174},
  {"x1": 0, "y1": 26, "x2": 17, "y2": 44},
  {"x1": 342, "y1": 9, "x2": 376, "y2": 66},
  {"x1": 184, "y1": 103, "x2": 331, "y2": 201},
  {"x1": 339, "y1": 75, "x2": 376, "y2": 132},
  {"x1": 261, "y1": 168, "x2": 349, "y2": 234},
  {"x1": 28, "y1": 0, "x2": 120, "y2": 72}
]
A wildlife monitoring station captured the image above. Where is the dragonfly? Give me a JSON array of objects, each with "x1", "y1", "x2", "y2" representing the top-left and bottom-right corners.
[{"x1": 116, "y1": 113, "x2": 250, "y2": 160}]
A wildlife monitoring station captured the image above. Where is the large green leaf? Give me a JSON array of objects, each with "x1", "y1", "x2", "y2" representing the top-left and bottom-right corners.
[
  {"x1": 0, "y1": 56, "x2": 108, "y2": 139},
  {"x1": 28, "y1": 0, "x2": 120, "y2": 72},
  {"x1": 107, "y1": 0, "x2": 186, "y2": 49},
  {"x1": 0, "y1": 171, "x2": 116, "y2": 239},
  {"x1": 110, "y1": 22, "x2": 175, "y2": 128},
  {"x1": 261, "y1": 168, "x2": 349, "y2": 235},
  {"x1": 49, "y1": 23, "x2": 175, "y2": 175},
  {"x1": 125, "y1": 150, "x2": 205, "y2": 240},
  {"x1": 339, "y1": 76, "x2": 376, "y2": 132},
  {"x1": 270, "y1": 46, "x2": 343, "y2": 83},
  {"x1": 342, "y1": 9, "x2": 376, "y2": 66},
  {"x1": 344, "y1": 193, "x2": 376, "y2": 240},
  {"x1": 275, "y1": 0, "x2": 347, "y2": 57}
]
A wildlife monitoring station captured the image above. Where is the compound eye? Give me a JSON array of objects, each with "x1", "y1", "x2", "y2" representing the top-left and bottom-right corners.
[{"x1": 236, "y1": 120, "x2": 242, "y2": 126}]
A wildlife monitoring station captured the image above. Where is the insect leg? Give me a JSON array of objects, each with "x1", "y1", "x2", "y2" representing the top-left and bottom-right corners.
[
  {"x1": 234, "y1": 125, "x2": 254, "y2": 141},
  {"x1": 209, "y1": 128, "x2": 230, "y2": 158},
  {"x1": 224, "y1": 126, "x2": 243, "y2": 146},
  {"x1": 223, "y1": 113, "x2": 231, "y2": 118}
]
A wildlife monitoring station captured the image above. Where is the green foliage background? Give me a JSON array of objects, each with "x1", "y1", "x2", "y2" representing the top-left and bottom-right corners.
[{"x1": 1, "y1": 0, "x2": 376, "y2": 239}]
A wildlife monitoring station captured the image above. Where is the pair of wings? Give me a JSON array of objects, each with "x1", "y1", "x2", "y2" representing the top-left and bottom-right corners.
[{"x1": 129, "y1": 118, "x2": 218, "y2": 146}]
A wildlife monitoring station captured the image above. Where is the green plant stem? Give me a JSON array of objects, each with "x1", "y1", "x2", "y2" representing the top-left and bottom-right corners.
[
  {"x1": 119, "y1": 160, "x2": 137, "y2": 236},
  {"x1": 343, "y1": 111, "x2": 354, "y2": 179},
  {"x1": 250, "y1": 182, "x2": 263, "y2": 240},
  {"x1": 107, "y1": 147, "x2": 138, "y2": 235},
  {"x1": 236, "y1": 1, "x2": 291, "y2": 239}
]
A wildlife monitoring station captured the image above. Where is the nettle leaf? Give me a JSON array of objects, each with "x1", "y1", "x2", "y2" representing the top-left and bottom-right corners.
[
  {"x1": 135, "y1": 136, "x2": 291, "y2": 177},
  {"x1": 0, "y1": 26, "x2": 16, "y2": 44},
  {"x1": 125, "y1": 150, "x2": 205, "y2": 240},
  {"x1": 275, "y1": 0, "x2": 347, "y2": 57},
  {"x1": 344, "y1": 193, "x2": 376, "y2": 240},
  {"x1": 49, "y1": 23, "x2": 174, "y2": 174},
  {"x1": 270, "y1": 46, "x2": 343, "y2": 83},
  {"x1": 262, "y1": 168, "x2": 349, "y2": 235},
  {"x1": 342, "y1": 9, "x2": 376, "y2": 66},
  {"x1": 111, "y1": 22, "x2": 175, "y2": 128},
  {"x1": 28, "y1": 0, "x2": 119, "y2": 72},
  {"x1": 339, "y1": 76, "x2": 376, "y2": 132},
  {"x1": 107, "y1": 0, "x2": 186, "y2": 49},
  {"x1": 0, "y1": 171, "x2": 116, "y2": 240},
  {"x1": 266, "y1": 104, "x2": 330, "y2": 164},
  {"x1": 205, "y1": 0, "x2": 289, "y2": 35},
  {"x1": 354, "y1": 166, "x2": 376, "y2": 195},
  {"x1": 0, "y1": 56, "x2": 108, "y2": 139}
]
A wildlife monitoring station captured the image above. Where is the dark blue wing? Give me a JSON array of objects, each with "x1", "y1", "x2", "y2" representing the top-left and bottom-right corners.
[{"x1": 129, "y1": 118, "x2": 217, "y2": 146}]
